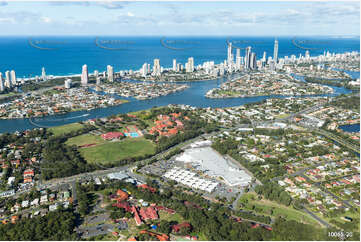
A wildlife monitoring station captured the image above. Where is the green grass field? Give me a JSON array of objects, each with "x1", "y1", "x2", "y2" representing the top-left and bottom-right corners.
[
  {"x1": 49, "y1": 123, "x2": 84, "y2": 136},
  {"x1": 315, "y1": 208, "x2": 360, "y2": 232},
  {"x1": 275, "y1": 113, "x2": 290, "y2": 119},
  {"x1": 78, "y1": 137, "x2": 156, "y2": 164},
  {"x1": 66, "y1": 133, "x2": 106, "y2": 146},
  {"x1": 252, "y1": 199, "x2": 320, "y2": 226},
  {"x1": 158, "y1": 210, "x2": 184, "y2": 223},
  {"x1": 239, "y1": 192, "x2": 320, "y2": 226}
]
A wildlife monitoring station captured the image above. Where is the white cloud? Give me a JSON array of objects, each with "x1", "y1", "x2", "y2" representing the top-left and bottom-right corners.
[
  {"x1": 41, "y1": 16, "x2": 52, "y2": 23},
  {"x1": 0, "y1": 17, "x2": 14, "y2": 23},
  {"x1": 97, "y1": 1, "x2": 129, "y2": 9}
]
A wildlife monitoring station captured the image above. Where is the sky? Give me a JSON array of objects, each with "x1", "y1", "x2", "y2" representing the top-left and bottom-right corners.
[{"x1": 0, "y1": 1, "x2": 359, "y2": 36}]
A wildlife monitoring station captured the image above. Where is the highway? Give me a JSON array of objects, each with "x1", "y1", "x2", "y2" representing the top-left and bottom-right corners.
[
  {"x1": 303, "y1": 207, "x2": 331, "y2": 228},
  {"x1": 313, "y1": 128, "x2": 360, "y2": 154}
]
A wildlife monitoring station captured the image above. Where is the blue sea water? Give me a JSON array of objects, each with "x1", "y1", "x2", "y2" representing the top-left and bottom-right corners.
[
  {"x1": 0, "y1": 36, "x2": 359, "y2": 77},
  {"x1": 0, "y1": 36, "x2": 359, "y2": 133}
]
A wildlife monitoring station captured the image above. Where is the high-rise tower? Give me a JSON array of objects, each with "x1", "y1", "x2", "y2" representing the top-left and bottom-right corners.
[
  {"x1": 5, "y1": 71, "x2": 11, "y2": 88},
  {"x1": 0, "y1": 72, "x2": 4, "y2": 92},
  {"x1": 153, "y1": 59, "x2": 161, "y2": 76},
  {"x1": 172, "y1": 59, "x2": 177, "y2": 72},
  {"x1": 107, "y1": 65, "x2": 114, "y2": 82},
  {"x1": 81, "y1": 64, "x2": 88, "y2": 86},
  {"x1": 41, "y1": 67, "x2": 47, "y2": 81},
  {"x1": 10, "y1": 70, "x2": 16, "y2": 86},
  {"x1": 273, "y1": 39, "x2": 279, "y2": 63},
  {"x1": 227, "y1": 42, "x2": 233, "y2": 65},
  {"x1": 244, "y1": 46, "x2": 252, "y2": 69},
  {"x1": 186, "y1": 57, "x2": 194, "y2": 73}
]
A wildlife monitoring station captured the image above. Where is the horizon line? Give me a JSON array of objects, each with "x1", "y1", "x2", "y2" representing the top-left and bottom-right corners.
[{"x1": 0, "y1": 35, "x2": 359, "y2": 38}]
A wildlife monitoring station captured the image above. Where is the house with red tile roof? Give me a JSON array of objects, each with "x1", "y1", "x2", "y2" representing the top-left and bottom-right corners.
[
  {"x1": 112, "y1": 201, "x2": 132, "y2": 212},
  {"x1": 139, "y1": 206, "x2": 158, "y2": 221},
  {"x1": 155, "y1": 206, "x2": 176, "y2": 214},
  {"x1": 172, "y1": 222, "x2": 191, "y2": 233},
  {"x1": 137, "y1": 184, "x2": 156, "y2": 193},
  {"x1": 132, "y1": 206, "x2": 142, "y2": 226},
  {"x1": 101, "y1": 132, "x2": 124, "y2": 140},
  {"x1": 116, "y1": 189, "x2": 129, "y2": 201}
]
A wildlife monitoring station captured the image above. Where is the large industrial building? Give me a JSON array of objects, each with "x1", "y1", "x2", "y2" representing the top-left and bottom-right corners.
[
  {"x1": 163, "y1": 167, "x2": 218, "y2": 193},
  {"x1": 175, "y1": 146, "x2": 252, "y2": 187}
]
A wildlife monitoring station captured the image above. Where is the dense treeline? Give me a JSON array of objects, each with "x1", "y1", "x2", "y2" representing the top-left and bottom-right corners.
[
  {"x1": 255, "y1": 183, "x2": 292, "y2": 206},
  {"x1": 235, "y1": 210, "x2": 272, "y2": 224},
  {"x1": 305, "y1": 76, "x2": 350, "y2": 88},
  {"x1": 0, "y1": 209, "x2": 78, "y2": 240},
  {"x1": 212, "y1": 136, "x2": 288, "y2": 181},
  {"x1": 0, "y1": 129, "x2": 48, "y2": 148},
  {"x1": 329, "y1": 95, "x2": 360, "y2": 110},
  {"x1": 272, "y1": 218, "x2": 327, "y2": 241},
  {"x1": 82, "y1": 180, "x2": 340, "y2": 241},
  {"x1": 41, "y1": 136, "x2": 95, "y2": 180},
  {"x1": 87, "y1": 180, "x2": 273, "y2": 240},
  {"x1": 156, "y1": 130, "x2": 202, "y2": 153},
  {"x1": 76, "y1": 182, "x2": 94, "y2": 216},
  {"x1": 211, "y1": 138, "x2": 238, "y2": 155}
]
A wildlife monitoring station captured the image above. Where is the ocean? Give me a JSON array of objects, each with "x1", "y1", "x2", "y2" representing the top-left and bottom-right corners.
[
  {"x1": 0, "y1": 36, "x2": 359, "y2": 133},
  {"x1": 0, "y1": 36, "x2": 359, "y2": 77}
]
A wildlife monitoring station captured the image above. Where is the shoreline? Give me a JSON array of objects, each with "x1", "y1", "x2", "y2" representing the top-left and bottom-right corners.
[
  {"x1": 0, "y1": 99, "x2": 130, "y2": 120},
  {"x1": 205, "y1": 91, "x2": 335, "y2": 99}
]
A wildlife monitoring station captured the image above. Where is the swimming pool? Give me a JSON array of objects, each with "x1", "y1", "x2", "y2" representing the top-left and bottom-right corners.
[{"x1": 125, "y1": 132, "x2": 139, "y2": 138}]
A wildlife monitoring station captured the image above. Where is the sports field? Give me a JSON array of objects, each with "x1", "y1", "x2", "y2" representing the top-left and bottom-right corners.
[
  {"x1": 66, "y1": 133, "x2": 105, "y2": 146},
  {"x1": 49, "y1": 123, "x2": 84, "y2": 136},
  {"x1": 74, "y1": 137, "x2": 156, "y2": 164}
]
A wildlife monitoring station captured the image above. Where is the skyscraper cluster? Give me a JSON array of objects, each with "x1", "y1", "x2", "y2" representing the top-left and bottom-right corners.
[
  {"x1": 244, "y1": 46, "x2": 257, "y2": 70},
  {"x1": 0, "y1": 70, "x2": 17, "y2": 91}
]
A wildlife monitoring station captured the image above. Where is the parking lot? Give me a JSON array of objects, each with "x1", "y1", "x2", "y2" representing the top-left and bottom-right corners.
[
  {"x1": 140, "y1": 158, "x2": 244, "y2": 201},
  {"x1": 78, "y1": 223, "x2": 115, "y2": 239}
]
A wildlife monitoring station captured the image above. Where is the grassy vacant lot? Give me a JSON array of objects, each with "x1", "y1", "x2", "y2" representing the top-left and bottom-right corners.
[
  {"x1": 316, "y1": 209, "x2": 360, "y2": 232},
  {"x1": 239, "y1": 192, "x2": 320, "y2": 226},
  {"x1": 49, "y1": 123, "x2": 84, "y2": 136},
  {"x1": 158, "y1": 210, "x2": 184, "y2": 223},
  {"x1": 251, "y1": 199, "x2": 320, "y2": 226},
  {"x1": 275, "y1": 113, "x2": 290, "y2": 119},
  {"x1": 77, "y1": 137, "x2": 155, "y2": 164}
]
